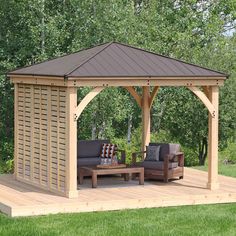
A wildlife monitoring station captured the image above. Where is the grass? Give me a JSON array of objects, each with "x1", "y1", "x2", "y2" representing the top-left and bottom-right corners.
[
  {"x1": 0, "y1": 203, "x2": 236, "y2": 236},
  {"x1": 194, "y1": 162, "x2": 236, "y2": 178},
  {"x1": 0, "y1": 154, "x2": 235, "y2": 235}
]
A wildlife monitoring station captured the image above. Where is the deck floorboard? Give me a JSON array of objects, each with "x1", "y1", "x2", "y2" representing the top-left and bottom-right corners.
[{"x1": 0, "y1": 168, "x2": 236, "y2": 217}]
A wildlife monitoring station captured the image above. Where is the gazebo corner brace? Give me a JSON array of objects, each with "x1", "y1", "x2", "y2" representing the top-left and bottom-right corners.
[
  {"x1": 74, "y1": 86, "x2": 106, "y2": 121},
  {"x1": 187, "y1": 86, "x2": 217, "y2": 118}
]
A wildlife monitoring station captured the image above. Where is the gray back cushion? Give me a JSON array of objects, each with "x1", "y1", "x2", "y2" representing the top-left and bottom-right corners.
[
  {"x1": 149, "y1": 143, "x2": 180, "y2": 161},
  {"x1": 78, "y1": 140, "x2": 109, "y2": 158},
  {"x1": 77, "y1": 157, "x2": 101, "y2": 167}
]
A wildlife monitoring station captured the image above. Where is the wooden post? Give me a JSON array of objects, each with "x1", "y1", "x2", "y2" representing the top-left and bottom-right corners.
[
  {"x1": 66, "y1": 87, "x2": 78, "y2": 198},
  {"x1": 14, "y1": 83, "x2": 18, "y2": 179},
  {"x1": 207, "y1": 86, "x2": 219, "y2": 190},
  {"x1": 142, "y1": 86, "x2": 150, "y2": 152}
]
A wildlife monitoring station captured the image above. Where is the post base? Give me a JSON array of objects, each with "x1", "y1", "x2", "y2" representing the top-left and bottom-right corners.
[
  {"x1": 66, "y1": 190, "x2": 79, "y2": 198},
  {"x1": 207, "y1": 182, "x2": 219, "y2": 190}
]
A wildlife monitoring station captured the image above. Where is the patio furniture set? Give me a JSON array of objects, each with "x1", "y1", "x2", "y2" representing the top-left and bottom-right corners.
[{"x1": 77, "y1": 140, "x2": 184, "y2": 188}]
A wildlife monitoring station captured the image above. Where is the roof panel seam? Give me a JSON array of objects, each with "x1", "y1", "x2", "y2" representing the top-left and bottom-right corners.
[
  {"x1": 106, "y1": 46, "x2": 141, "y2": 75},
  {"x1": 115, "y1": 44, "x2": 151, "y2": 75},
  {"x1": 95, "y1": 50, "x2": 131, "y2": 75},
  {"x1": 115, "y1": 42, "x2": 226, "y2": 76}
]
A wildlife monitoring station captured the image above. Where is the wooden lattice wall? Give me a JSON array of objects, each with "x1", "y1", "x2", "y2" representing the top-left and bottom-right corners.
[{"x1": 14, "y1": 83, "x2": 71, "y2": 196}]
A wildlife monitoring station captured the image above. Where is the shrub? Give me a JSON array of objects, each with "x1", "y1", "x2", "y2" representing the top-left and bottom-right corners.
[
  {"x1": 0, "y1": 141, "x2": 14, "y2": 173},
  {"x1": 0, "y1": 141, "x2": 14, "y2": 161},
  {"x1": 181, "y1": 146, "x2": 199, "y2": 166},
  {"x1": 4, "y1": 159, "x2": 14, "y2": 173},
  {"x1": 112, "y1": 138, "x2": 138, "y2": 164},
  {"x1": 219, "y1": 142, "x2": 236, "y2": 164}
]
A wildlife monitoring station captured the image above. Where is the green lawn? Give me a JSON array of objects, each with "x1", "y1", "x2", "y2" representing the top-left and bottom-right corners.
[
  {"x1": 194, "y1": 163, "x2": 236, "y2": 178},
  {"x1": 0, "y1": 203, "x2": 236, "y2": 236}
]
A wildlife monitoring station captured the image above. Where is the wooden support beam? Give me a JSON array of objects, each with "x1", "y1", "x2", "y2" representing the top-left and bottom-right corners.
[
  {"x1": 74, "y1": 87, "x2": 105, "y2": 120},
  {"x1": 14, "y1": 84, "x2": 18, "y2": 179},
  {"x1": 142, "y1": 87, "x2": 151, "y2": 152},
  {"x1": 188, "y1": 86, "x2": 216, "y2": 117},
  {"x1": 66, "y1": 87, "x2": 78, "y2": 198},
  {"x1": 207, "y1": 86, "x2": 219, "y2": 190},
  {"x1": 149, "y1": 86, "x2": 159, "y2": 108},
  {"x1": 124, "y1": 86, "x2": 142, "y2": 108},
  {"x1": 10, "y1": 75, "x2": 226, "y2": 87},
  {"x1": 67, "y1": 78, "x2": 225, "y2": 87},
  {"x1": 202, "y1": 86, "x2": 210, "y2": 98}
]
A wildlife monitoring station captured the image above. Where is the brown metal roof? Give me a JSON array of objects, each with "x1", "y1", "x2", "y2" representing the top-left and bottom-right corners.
[{"x1": 8, "y1": 42, "x2": 227, "y2": 79}]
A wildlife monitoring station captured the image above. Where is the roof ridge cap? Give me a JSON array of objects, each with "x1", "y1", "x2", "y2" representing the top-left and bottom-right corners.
[{"x1": 65, "y1": 42, "x2": 113, "y2": 77}]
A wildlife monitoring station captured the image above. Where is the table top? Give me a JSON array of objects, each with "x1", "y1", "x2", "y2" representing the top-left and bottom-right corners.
[{"x1": 80, "y1": 165, "x2": 144, "y2": 173}]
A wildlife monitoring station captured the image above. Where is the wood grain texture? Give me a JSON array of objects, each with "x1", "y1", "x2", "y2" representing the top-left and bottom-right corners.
[
  {"x1": 207, "y1": 86, "x2": 219, "y2": 190},
  {"x1": 188, "y1": 86, "x2": 216, "y2": 117},
  {"x1": 10, "y1": 76, "x2": 225, "y2": 87},
  {"x1": 149, "y1": 86, "x2": 159, "y2": 108},
  {"x1": 0, "y1": 168, "x2": 236, "y2": 217},
  {"x1": 142, "y1": 87, "x2": 150, "y2": 152},
  {"x1": 15, "y1": 84, "x2": 67, "y2": 195},
  {"x1": 65, "y1": 87, "x2": 78, "y2": 198},
  {"x1": 74, "y1": 86, "x2": 105, "y2": 120}
]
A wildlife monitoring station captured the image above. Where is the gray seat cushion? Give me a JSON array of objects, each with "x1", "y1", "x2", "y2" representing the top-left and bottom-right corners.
[
  {"x1": 149, "y1": 143, "x2": 180, "y2": 161},
  {"x1": 77, "y1": 157, "x2": 101, "y2": 167},
  {"x1": 140, "y1": 161, "x2": 178, "y2": 170},
  {"x1": 78, "y1": 139, "x2": 109, "y2": 158}
]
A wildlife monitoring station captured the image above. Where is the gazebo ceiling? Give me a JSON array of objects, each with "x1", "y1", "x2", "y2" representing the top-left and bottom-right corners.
[{"x1": 8, "y1": 42, "x2": 227, "y2": 79}]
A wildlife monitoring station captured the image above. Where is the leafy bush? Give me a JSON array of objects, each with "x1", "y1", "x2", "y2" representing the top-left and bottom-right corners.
[
  {"x1": 0, "y1": 141, "x2": 14, "y2": 161},
  {"x1": 109, "y1": 138, "x2": 140, "y2": 165},
  {"x1": 0, "y1": 159, "x2": 14, "y2": 174},
  {"x1": 181, "y1": 146, "x2": 199, "y2": 166},
  {"x1": 112, "y1": 127, "x2": 200, "y2": 166},
  {"x1": 4, "y1": 159, "x2": 14, "y2": 173},
  {"x1": 219, "y1": 142, "x2": 236, "y2": 164},
  {"x1": 0, "y1": 141, "x2": 14, "y2": 174}
]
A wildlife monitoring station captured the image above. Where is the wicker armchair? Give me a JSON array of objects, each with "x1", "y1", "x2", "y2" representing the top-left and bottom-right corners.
[{"x1": 132, "y1": 143, "x2": 184, "y2": 182}]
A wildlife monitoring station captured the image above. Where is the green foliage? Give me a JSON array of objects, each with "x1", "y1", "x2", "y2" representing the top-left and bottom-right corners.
[
  {"x1": 181, "y1": 146, "x2": 199, "y2": 167},
  {"x1": 0, "y1": 141, "x2": 14, "y2": 161},
  {"x1": 0, "y1": 0, "x2": 235, "y2": 172},
  {"x1": 0, "y1": 159, "x2": 14, "y2": 174},
  {"x1": 4, "y1": 159, "x2": 14, "y2": 174},
  {"x1": 220, "y1": 142, "x2": 236, "y2": 164},
  {"x1": 78, "y1": 87, "x2": 138, "y2": 141},
  {"x1": 112, "y1": 126, "x2": 143, "y2": 164},
  {"x1": 197, "y1": 163, "x2": 236, "y2": 179}
]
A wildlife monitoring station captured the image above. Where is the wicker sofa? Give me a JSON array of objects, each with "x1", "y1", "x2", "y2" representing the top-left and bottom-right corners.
[{"x1": 132, "y1": 143, "x2": 184, "y2": 182}]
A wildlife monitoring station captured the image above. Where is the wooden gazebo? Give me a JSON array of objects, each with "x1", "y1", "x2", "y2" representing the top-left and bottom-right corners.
[{"x1": 8, "y1": 42, "x2": 227, "y2": 198}]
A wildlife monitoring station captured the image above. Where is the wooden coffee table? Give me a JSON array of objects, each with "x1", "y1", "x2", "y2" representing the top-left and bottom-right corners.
[{"x1": 79, "y1": 166, "x2": 144, "y2": 188}]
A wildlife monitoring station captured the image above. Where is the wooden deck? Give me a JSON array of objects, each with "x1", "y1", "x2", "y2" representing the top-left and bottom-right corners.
[{"x1": 1, "y1": 168, "x2": 236, "y2": 217}]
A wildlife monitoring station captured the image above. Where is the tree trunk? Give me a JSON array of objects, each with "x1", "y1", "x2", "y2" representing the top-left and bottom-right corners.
[
  {"x1": 127, "y1": 114, "x2": 132, "y2": 144},
  {"x1": 41, "y1": 0, "x2": 45, "y2": 54},
  {"x1": 91, "y1": 120, "x2": 96, "y2": 140},
  {"x1": 198, "y1": 137, "x2": 208, "y2": 165}
]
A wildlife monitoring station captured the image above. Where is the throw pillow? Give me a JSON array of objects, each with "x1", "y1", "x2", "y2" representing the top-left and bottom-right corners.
[
  {"x1": 100, "y1": 143, "x2": 117, "y2": 158},
  {"x1": 145, "y1": 145, "x2": 160, "y2": 161}
]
